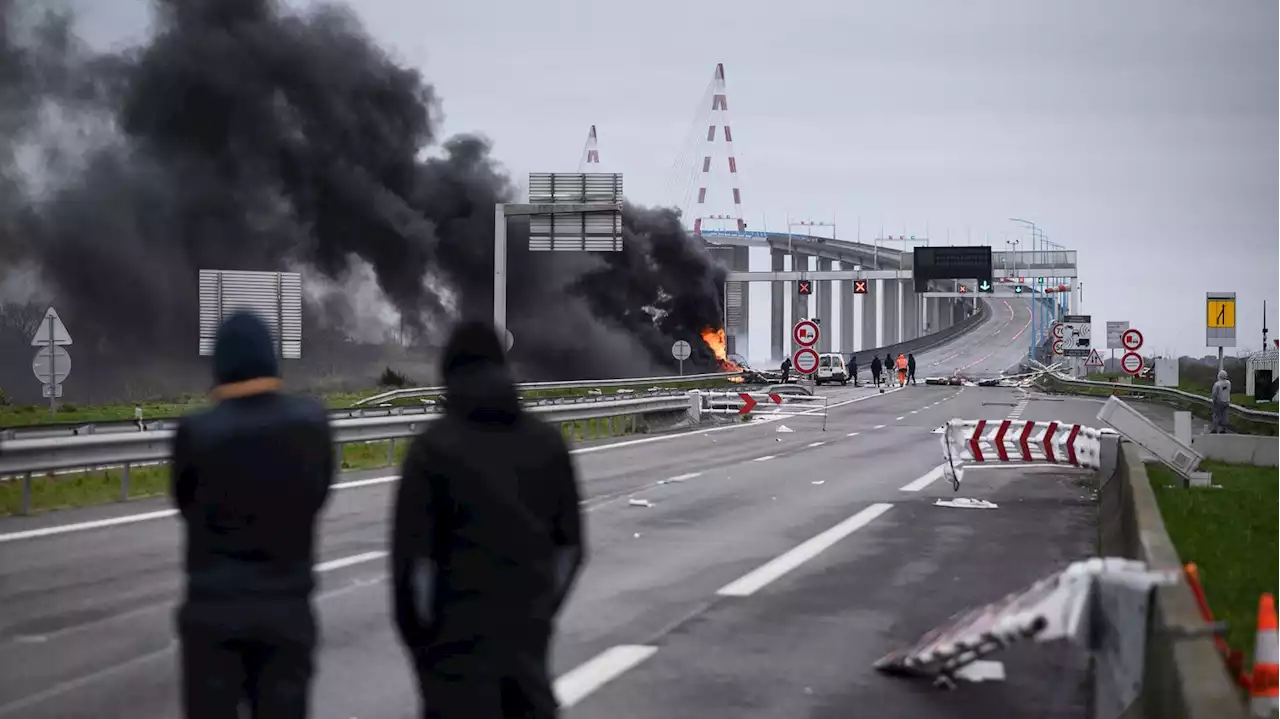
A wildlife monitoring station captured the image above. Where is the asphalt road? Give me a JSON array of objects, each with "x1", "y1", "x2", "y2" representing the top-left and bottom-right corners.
[{"x1": 0, "y1": 298, "x2": 1107, "y2": 719}]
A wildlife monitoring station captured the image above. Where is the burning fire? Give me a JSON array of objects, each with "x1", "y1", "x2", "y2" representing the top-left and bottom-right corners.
[{"x1": 700, "y1": 327, "x2": 745, "y2": 381}]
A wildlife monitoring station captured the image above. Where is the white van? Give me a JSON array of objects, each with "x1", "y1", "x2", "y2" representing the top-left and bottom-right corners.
[{"x1": 816, "y1": 353, "x2": 849, "y2": 385}]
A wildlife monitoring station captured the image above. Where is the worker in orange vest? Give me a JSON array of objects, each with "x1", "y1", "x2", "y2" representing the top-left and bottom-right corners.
[{"x1": 895, "y1": 353, "x2": 908, "y2": 387}]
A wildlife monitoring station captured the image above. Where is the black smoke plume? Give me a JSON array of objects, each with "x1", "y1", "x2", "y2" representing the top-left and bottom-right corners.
[{"x1": 0, "y1": 0, "x2": 729, "y2": 387}]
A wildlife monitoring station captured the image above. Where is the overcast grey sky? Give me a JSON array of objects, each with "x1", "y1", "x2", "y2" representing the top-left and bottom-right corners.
[{"x1": 76, "y1": 0, "x2": 1279, "y2": 358}]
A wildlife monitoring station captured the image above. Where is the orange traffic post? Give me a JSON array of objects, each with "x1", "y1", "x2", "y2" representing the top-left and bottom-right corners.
[{"x1": 1185, "y1": 564, "x2": 1249, "y2": 688}]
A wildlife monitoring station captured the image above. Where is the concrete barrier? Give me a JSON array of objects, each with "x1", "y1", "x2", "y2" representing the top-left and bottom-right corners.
[
  {"x1": 1190, "y1": 433, "x2": 1279, "y2": 468},
  {"x1": 1097, "y1": 443, "x2": 1248, "y2": 719}
]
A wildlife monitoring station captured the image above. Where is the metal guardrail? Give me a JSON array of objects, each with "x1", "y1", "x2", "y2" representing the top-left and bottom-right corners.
[
  {"x1": 1032, "y1": 365, "x2": 1279, "y2": 423},
  {"x1": 0, "y1": 388, "x2": 700, "y2": 441},
  {"x1": 0, "y1": 395, "x2": 695, "y2": 479},
  {"x1": 353, "y1": 371, "x2": 742, "y2": 407}
]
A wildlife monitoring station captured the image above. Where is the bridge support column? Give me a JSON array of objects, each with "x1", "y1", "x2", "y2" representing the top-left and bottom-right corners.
[
  {"x1": 882, "y1": 280, "x2": 900, "y2": 346},
  {"x1": 789, "y1": 255, "x2": 809, "y2": 355},
  {"x1": 817, "y1": 258, "x2": 833, "y2": 352},
  {"x1": 862, "y1": 278, "x2": 878, "y2": 350},
  {"x1": 840, "y1": 265, "x2": 856, "y2": 353},
  {"x1": 928, "y1": 297, "x2": 942, "y2": 334},
  {"x1": 771, "y1": 249, "x2": 785, "y2": 363},
  {"x1": 902, "y1": 288, "x2": 919, "y2": 341},
  {"x1": 726, "y1": 246, "x2": 750, "y2": 358}
]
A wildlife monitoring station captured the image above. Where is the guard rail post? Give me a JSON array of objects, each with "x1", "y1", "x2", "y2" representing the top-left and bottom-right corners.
[
  {"x1": 121, "y1": 462, "x2": 130, "y2": 501},
  {"x1": 687, "y1": 390, "x2": 703, "y2": 424}
]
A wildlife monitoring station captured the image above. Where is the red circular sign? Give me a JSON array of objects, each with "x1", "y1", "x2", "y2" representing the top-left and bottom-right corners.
[
  {"x1": 1121, "y1": 328, "x2": 1143, "y2": 352},
  {"x1": 1121, "y1": 351, "x2": 1143, "y2": 375},
  {"x1": 793, "y1": 320, "x2": 819, "y2": 348},
  {"x1": 792, "y1": 347, "x2": 820, "y2": 374},
  {"x1": 1051, "y1": 322, "x2": 1064, "y2": 339},
  {"x1": 1052, "y1": 339, "x2": 1064, "y2": 355}
]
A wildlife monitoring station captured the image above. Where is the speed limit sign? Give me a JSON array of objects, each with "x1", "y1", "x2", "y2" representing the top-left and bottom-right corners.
[{"x1": 1052, "y1": 323, "x2": 1065, "y2": 340}]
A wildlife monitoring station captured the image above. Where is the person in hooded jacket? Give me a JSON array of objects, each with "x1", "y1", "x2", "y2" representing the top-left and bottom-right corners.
[
  {"x1": 870, "y1": 355, "x2": 882, "y2": 386},
  {"x1": 907, "y1": 353, "x2": 917, "y2": 385},
  {"x1": 392, "y1": 320, "x2": 585, "y2": 719},
  {"x1": 1210, "y1": 369, "x2": 1232, "y2": 434},
  {"x1": 170, "y1": 311, "x2": 334, "y2": 719},
  {"x1": 884, "y1": 353, "x2": 894, "y2": 385}
]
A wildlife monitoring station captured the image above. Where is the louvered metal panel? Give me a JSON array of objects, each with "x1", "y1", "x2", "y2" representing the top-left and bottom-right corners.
[
  {"x1": 526, "y1": 173, "x2": 624, "y2": 252},
  {"x1": 198, "y1": 270, "x2": 303, "y2": 359},
  {"x1": 528, "y1": 211, "x2": 623, "y2": 252},
  {"x1": 527, "y1": 173, "x2": 623, "y2": 203},
  {"x1": 725, "y1": 281, "x2": 745, "y2": 335}
]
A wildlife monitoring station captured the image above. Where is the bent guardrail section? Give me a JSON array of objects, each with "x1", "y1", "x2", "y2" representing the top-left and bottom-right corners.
[
  {"x1": 354, "y1": 371, "x2": 743, "y2": 407},
  {"x1": 1030, "y1": 363, "x2": 1279, "y2": 423}
]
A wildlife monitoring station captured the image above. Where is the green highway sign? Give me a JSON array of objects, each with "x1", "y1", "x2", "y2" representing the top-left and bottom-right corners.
[
  {"x1": 1014, "y1": 285, "x2": 1024, "y2": 294},
  {"x1": 978, "y1": 280, "x2": 994, "y2": 293}
]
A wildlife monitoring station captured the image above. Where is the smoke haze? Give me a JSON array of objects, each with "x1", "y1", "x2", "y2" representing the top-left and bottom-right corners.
[{"x1": 0, "y1": 0, "x2": 728, "y2": 395}]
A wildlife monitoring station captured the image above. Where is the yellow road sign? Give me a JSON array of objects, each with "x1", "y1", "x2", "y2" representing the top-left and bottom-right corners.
[{"x1": 1206, "y1": 298, "x2": 1235, "y2": 329}]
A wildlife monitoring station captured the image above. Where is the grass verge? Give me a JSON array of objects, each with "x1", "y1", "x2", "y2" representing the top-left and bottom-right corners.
[
  {"x1": 0, "y1": 416, "x2": 645, "y2": 516},
  {"x1": 1147, "y1": 460, "x2": 1279, "y2": 659}
]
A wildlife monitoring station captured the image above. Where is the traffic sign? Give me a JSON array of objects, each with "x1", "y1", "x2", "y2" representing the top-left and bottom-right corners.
[
  {"x1": 792, "y1": 347, "x2": 819, "y2": 375},
  {"x1": 42, "y1": 384, "x2": 63, "y2": 399},
  {"x1": 793, "y1": 320, "x2": 819, "y2": 347},
  {"x1": 1120, "y1": 352, "x2": 1143, "y2": 375},
  {"x1": 1052, "y1": 339, "x2": 1064, "y2": 355},
  {"x1": 853, "y1": 280, "x2": 868, "y2": 294},
  {"x1": 1120, "y1": 328, "x2": 1143, "y2": 352},
  {"x1": 957, "y1": 284, "x2": 968, "y2": 293},
  {"x1": 1061, "y1": 314, "x2": 1092, "y2": 352},
  {"x1": 738, "y1": 392, "x2": 784, "y2": 415},
  {"x1": 30, "y1": 307, "x2": 72, "y2": 346},
  {"x1": 977, "y1": 279, "x2": 993, "y2": 293},
  {"x1": 1014, "y1": 286, "x2": 1024, "y2": 294},
  {"x1": 1206, "y1": 292, "x2": 1236, "y2": 348},
  {"x1": 798, "y1": 280, "x2": 813, "y2": 296},
  {"x1": 1105, "y1": 321, "x2": 1130, "y2": 350},
  {"x1": 1086, "y1": 349, "x2": 1106, "y2": 368},
  {"x1": 671, "y1": 340, "x2": 692, "y2": 361},
  {"x1": 1051, "y1": 323, "x2": 1065, "y2": 340},
  {"x1": 32, "y1": 345, "x2": 71, "y2": 384}
]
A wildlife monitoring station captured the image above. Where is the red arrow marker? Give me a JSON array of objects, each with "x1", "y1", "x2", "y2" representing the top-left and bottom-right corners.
[
  {"x1": 969, "y1": 420, "x2": 987, "y2": 462},
  {"x1": 1042, "y1": 422, "x2": 1058, "y2": 463},
  {"x1": 1018, "y1": 421, "x2": 1036, "y2": 461},
  {"x1": 993, "y1": 420, "x2": 1011, "y2": 461},
  {"x1": 768, "y1": 393, "x2": 782, "y2": 405},
  {"x1": 739, "y1": 393, "x2": 757, "y2": 414},
  {"x1": 1065, "y1": 424, "x2": 1081, "y2": 466}
]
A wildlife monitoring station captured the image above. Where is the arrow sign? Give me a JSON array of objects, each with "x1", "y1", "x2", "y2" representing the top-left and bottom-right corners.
[
  {"x1": 768, "y1": 393, "x2": 782, "y2": 405},
  {"x1": 1018, "y1": 421, "x2": 1036, "y2": 461},
  {"x1": 978, "y1": 280, "x2": 993, "y2": 293},
  {"x1": 739, "y1": 392, "x2": 757, "y2": 414},
  {"x1": 993, "y1": 420, "x2": 1011, "y2": 461}
]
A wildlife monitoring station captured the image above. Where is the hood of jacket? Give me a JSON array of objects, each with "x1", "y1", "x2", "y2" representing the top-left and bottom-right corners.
[
  {"x1": 440, "y1": 321, "x2": 520, "y2": 424},
  {"x1": 211, "y1": 311, "x2": 281, "y2": 400}
]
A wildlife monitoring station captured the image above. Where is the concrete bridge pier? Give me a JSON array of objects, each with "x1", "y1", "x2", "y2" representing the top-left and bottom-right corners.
[{"x1": 817, "y1": 258, "x2": 833, "y2": 352}]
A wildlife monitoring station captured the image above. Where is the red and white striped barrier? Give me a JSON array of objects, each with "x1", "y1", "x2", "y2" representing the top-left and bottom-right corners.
[{"x1": 940, "y1": 418, "x2": 1109, "y2": 489}]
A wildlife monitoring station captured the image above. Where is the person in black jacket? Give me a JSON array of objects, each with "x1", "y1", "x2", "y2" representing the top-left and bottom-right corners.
[
  {"x1": 780, "y1": 356, "x2": 792, "y2": 383},
  {"x1": 907, "y1": 353, "x2": 917, "y2": 385},
  {"x1": 849, "y1": 355, "x2": 858, "y2": 386},
  {"x1": 391, "y1": 320, "x2": 585, "y2": 719},
  {"x1": 870, "y1": 355, "x2": 882, "y2": 386},
  {"x1": 170, "y1": 311, "x2": 334, "y2": 719}
]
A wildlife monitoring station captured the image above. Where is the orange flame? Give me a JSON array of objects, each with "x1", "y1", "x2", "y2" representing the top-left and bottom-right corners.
[{"x1": 700, "y1": 327, "x2": 743, "y2": 375}]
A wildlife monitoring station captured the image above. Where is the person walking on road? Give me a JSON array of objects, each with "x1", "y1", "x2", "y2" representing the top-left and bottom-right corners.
[
  {"x1": 780, "y1": 356, "x2": 792, "y2": 384},
  {"x1": 907, "y1": 353, "x2": 917, "y2": 386},
  {"x1": 170, "y1": 311, "x2": 334, "y2": 719},
  {"x1": 885, "y1": 354, "x2": 894, "y2": 386},
  {"x1": 1211, "y1": 369, "x2": 1232, "y2": 433},
  {"x1": 392, "y1": 320, "x2": 586, "y2": 719},
  {"x1": 870, "y1": 355, "x2": 882, "y2": 387},
  {"x1": 849, "y1": 355, "x2": 859, "y2": 386},
  {"x1": 895, "y1": 353, "x2": 908, "y2": 388}
]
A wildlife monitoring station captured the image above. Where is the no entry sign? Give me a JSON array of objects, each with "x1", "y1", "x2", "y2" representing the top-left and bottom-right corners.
[
  {"x1": 792, "y1": 347, "x2": 819, "y2": 375},
  {"x1": 1121, "y1": 328, "x2": 1144, "y2": 352}
]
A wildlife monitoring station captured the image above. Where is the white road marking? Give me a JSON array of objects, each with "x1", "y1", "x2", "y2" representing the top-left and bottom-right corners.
[
  {"x1": 716, "y1": 503, "x2": 894, "y2": 597},
  {"x1": 806, "y1": 441, "x2": 826, "y2": 448},
  {"x1": 753, "y1": 455, "x2": 776, "y2": 462},
  {"x1": 899, "y1": 465, "x2": 946, "y2": 492},
  {"x1": 0, "y1": 388, "x2": 910, "y2": 544},
  {"x1": 909, "y1": 410, "x2": 918, "y2": 415},
  {"x1": 873, "y1": 424, "x2": 886, "y2": 430},
  {"x1": 315, "y1": 551, "x2": 387, "y2": 573},
  {"x1": 895, "y1": 416, "x2": 905, "y2": 421},
  {"x1": 846, "y1": 432, "x2": 860, "y2": 437},
  {"x1": 664, "y1": 472, "x2": 702, "y2": 483},
  {"x1": 554, "y1": 645, "x2": 658, "y2": 709}
]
